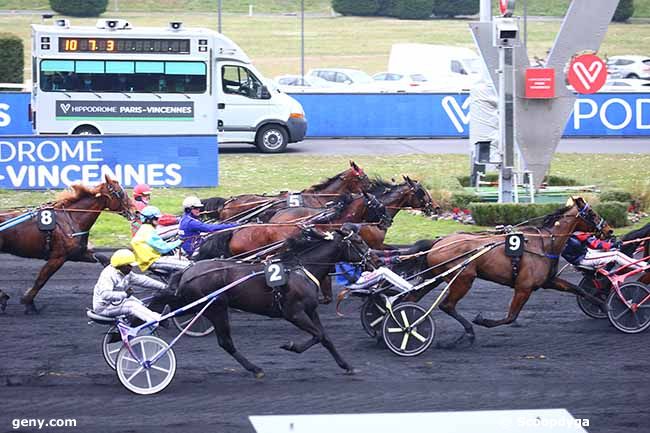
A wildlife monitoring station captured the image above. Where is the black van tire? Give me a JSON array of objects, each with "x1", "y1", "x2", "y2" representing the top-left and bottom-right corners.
[
  {"x1": 255, "y1": 124, "x2": 288, "y2": 153},
  {"x1": 72, "y1": 125, "x2": 100, "y2": 135}
]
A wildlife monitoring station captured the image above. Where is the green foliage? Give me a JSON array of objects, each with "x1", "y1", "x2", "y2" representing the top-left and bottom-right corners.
[
  {"x1": 594, "y1": 201, "x2": 628, "y2": 228},
  {"x1": 468, "y1": 203, "x2": 561, "y2": 226},
  {"x1": 450, "y1": 192, "x2": 480, "y2": 209},
  {"x1": 0, "y1": 33, "x2": 23, "y2": 87},
  {"x1": 390, "y1": 0, "x2": 433, "y2": 19},
  {"x1": 332, "y1": 0, "x2": 380, "y2": 16},
  {"x1": 433, "y1": 0, "x2": 479, "y2": 18},
  {"x1": 613, "y1": 0, "x2": 634, "y2": 22},
  {"x1": 599, "y1": 190, "x2": 633, "y2": 203},
  {"x1": 49, "y1": 0, "x2": 108, "y2": 17}
]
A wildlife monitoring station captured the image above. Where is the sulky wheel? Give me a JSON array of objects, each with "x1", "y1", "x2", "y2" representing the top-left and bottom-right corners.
[
  {"x1": 116, "y1": 336, "x2": 176, "y2": 395},
  {"x1": 171, "y1": 315, "x2": 215, "y2": 337},
  {"x1": 360, "y1": 298, "x2": 387, "y2": 338},
  {"x1": 382, "y1": 302, "x2": 435, "y2": 357},
  {"x1": 606, "y1": 282, "x2": 650, "y2": 334},
  {"x1": 102, "y1": 325, "x2": 122, "y2": 370},
  {"x1": 576, "y1": 276, "x2": 609, "y2": 319}
]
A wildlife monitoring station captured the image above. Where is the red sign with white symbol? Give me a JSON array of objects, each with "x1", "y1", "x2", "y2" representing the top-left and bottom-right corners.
[
  {"x1": 525, "y1": 68, "x2": 555, "y2": 99},
  {"x1": 567, "y1": 54, "x2": 608, "y2": 94}
]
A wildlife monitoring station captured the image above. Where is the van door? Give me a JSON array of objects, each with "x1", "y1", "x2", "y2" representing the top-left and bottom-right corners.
[{"x1": 216, "y1": 62, "x2": 274, "y2": 143}]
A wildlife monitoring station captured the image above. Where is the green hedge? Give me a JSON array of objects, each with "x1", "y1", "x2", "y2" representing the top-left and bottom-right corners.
[
  {"x1": 450, "y1": 191, "x2": 480, "y2": 209},
  {"x1": 457, "y1": 174, "x2": 579, "y2": 187},
  {"x1": 594, "y1": 201, "x2": 628, "y2": 228},
  {"x1": 433, "y1": 0, "x2": 479, "y2": 17},
  {"x1": 613, "y1": 0, "x2": 634, "y2": 22},
  {"x1": 0, "y1": 34, "x2": 23, "y2": 89},
  {"x1": 332, "y1": 0, "x2": 381, "y2": 16},
  {"x1": 599, "y1": 190, "x2": 633, "y2": 203},
  {"x1": 468, "y1": 201, "x2": 629, "y2": 228},
  {"x1": 49, "y1": 0, "x2": 108, "y2": 17},
  {"x1": 391, "y1": 0, "x2": 432, "y2": 19}
]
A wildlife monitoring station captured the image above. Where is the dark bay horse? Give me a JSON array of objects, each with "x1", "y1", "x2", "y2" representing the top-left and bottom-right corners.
[
  {"x1": 201, "y1": 161, "x2": 370, "y2": 221},
  {"x1": 168, "y1": 225, "x2": 371, "y2": 378},
  {"x1": 0, "y1": 175, "x2": 132, "y2": 313},
  {"x1": 410, "y1": 197, "x2": 610, "y2": 347}
]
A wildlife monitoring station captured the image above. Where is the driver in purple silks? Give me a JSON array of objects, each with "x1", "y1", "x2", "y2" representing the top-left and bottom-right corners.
[{"x1": 178, "y1": 196, "x2": 240, "y2": 258}]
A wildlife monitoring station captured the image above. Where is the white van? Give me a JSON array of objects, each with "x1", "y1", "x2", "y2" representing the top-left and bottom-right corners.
[
  {"x1": 31, "y1": 19, "x2": 306, "y2": 153},
  {"x1": 387, "y1": 43, "x2": 483, "y2": 90}
]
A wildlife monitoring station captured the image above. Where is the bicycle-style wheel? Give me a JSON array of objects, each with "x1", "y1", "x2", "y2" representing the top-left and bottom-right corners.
[
  {"x1": 102, "y1": 325, "x2": 122, "y2": 370},
  {"x1": 382, "y1": 302, "x2": 435, "y2": 357},
  {"x1": 116, "y1": 336, "x2": 176, "y2": 395},
  {"x1": 576, "y1": 276, "x2": 609, "y2": 319},
  {"x1": 171, "y1": 314, "x2": 214, "y2": 337},
  {"x1": 606, "y1": 282, "x2": 650, "y2": 334},
  {"x1": 360, "y1": 298, "x2": 387, "y2": 338}
]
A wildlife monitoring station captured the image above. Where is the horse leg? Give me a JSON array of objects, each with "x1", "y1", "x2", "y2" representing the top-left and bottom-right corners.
[
  {"x1": 543, "y1": 277, "x2": 605, "y2": 306},
  {"x1": 205, "y1": 302, "x2": 265, "y2": 378},
  {"x1": 319, "y1": 276, "x2": 333, "y2": 304},
  {"x1": 20, "y1": 257, "x2": 66, "y2": 314},
  {"x1": 73, "y1": 248, "x2": 109, "y2": 267},
  {"x1": 0, "y1": 289, "x2": 9, "y2": 313},
  {"x1": 436, "y1": 274, "x2": 476, "y2": 349},
  {"x1": 473, "y1": 286, "x2": 534, "y2": 328}
]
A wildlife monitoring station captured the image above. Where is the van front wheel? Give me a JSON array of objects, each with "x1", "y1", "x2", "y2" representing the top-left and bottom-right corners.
[
  {"x1": 72, "y1": 125, "x2": 100, "y2": 135},
  {"x1": 256, "y1": 124, "x2": 288, "y2": 153}
]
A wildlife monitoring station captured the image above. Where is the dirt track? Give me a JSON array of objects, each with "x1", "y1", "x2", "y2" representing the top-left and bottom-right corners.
[{"x1": 1, "y1": 254, "x2": 648, "y2": 433}]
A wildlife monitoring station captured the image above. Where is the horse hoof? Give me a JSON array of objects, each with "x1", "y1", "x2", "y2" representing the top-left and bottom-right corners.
[
  {"x1": 280, "y1": 341, "x2": 296, "y2": 352},
  {"x1": 254, "y1": 370, "x2": 265, "y2": 379},
  {"x1": 472, "y1": 313, "x2": 486, "y2": 326},
  {"x1": 0, "y1": 293, "x2": 9, "y2": 313},
  {"x1": 344, "y1": 368, "x2": 358, "y2": 375},
  {"x1": 94, "y1": 253, "x2": 110, "y2": 267},
  {"x1": 319, "y1": 297, "x2": 332, "y2": 305},
  {"x1": 24, "y1": 303, "x2": 40, "y2": 315}
]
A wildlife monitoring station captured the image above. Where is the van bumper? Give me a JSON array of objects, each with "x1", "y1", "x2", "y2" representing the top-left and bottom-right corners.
[{"x1": 287, "y1": 117, "x2": 307, "y2": 143}]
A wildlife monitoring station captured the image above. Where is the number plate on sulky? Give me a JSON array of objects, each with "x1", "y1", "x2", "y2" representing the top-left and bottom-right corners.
[
  {"x1": 37, "y1": 209, "x2": 57, "y2": 231},
  {"x1": 505, "y1": 233, "x2": 525, "y2": 257},
  {"x1": 265, "y1": 262, "x2": 287, "y2": 287}
]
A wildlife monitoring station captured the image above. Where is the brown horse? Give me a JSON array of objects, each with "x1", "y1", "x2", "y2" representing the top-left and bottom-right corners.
[
  {"x1": 411, "y1": 197, "x2": 611, "y2": 347},
  {"x1": 201, "y1": 161, "x2": 370, "y2": 221},
  {"x1": 0, "y1": 175, "x2": 133, "y2": 313}
]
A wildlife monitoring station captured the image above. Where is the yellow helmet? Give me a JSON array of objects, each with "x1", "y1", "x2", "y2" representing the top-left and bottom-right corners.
[{"x1": 110, "y1": 249, "x2": 137, "y2": 267}]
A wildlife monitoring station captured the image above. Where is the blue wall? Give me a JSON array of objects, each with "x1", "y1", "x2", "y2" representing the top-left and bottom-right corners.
[
  {"x1": 0, "y1": 134, "x2": 218, "y2": 189},
  {"x1": 2, "y1": 91, "x2": 649, "y2": 138}
]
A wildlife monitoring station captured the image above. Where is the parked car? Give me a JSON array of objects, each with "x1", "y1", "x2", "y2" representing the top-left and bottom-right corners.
[
  {"x1": 308, "y1": 68, "x2": 375, "y2": 87},
  {"x1": 606, "y1": 55, "x2": 650, "y2": 79},
  {"x1": 274, "y1": 74, "x2": 333, "y2": 92},
  {"x1": 599, "y1": 78, "x2": 650, "y2": 92},
  {"x1": 371, "y1": 72, "x2": 429, "y2": 91}
]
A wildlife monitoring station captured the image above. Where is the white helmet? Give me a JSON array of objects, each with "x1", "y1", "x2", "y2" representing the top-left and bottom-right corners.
[{"x1": 182, "y1": 196, "x2": 204, "y2": 210}]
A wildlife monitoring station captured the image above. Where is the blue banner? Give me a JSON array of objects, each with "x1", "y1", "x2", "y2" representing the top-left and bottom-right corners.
[
  {"x1": 0, "y1": 92, "x2": 33, "y2": 135},
  {"x1": 565, "y1": 93, "x2": 650, "y2": 136},
  {"x1": 0, "y1": 135, "x2": 218, "y2": 189}
]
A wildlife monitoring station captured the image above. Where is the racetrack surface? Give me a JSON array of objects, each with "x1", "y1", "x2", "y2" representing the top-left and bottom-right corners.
[{"x1": 0, "y1": 254, "x2": 648, "y2": 433}]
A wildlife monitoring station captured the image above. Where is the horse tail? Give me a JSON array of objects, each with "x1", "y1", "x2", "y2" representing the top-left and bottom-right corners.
[
  {"x1": 194, "y1": 230, "x2": 234, "y2": 260},
  {"x1": 200, "y1": 197, "x2": 227, "y2": 219}
]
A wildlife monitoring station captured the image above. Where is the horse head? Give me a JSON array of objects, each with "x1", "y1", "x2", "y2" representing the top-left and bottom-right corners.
[
  {"x1": 402, "y1": 175, "x2": 438, "y2": 216},
  {"x1": 337, "y1": 223, "x2": 371, "y2": 264},
  {"x1": 341, "y1": 160, "x2": 371, "y2": 192},
  {"x1": 97, "y1": 175, "x2": 134, "y2": 220},
  {"x1": 363, "y1": 192, "x2": 392, "y2": 229},
  {"x1": 568, "y1": 196, "x2": 613, "y2": 239}
]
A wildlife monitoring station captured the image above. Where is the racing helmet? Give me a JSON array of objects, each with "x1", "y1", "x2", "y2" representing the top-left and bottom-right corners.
[
  {"x1": 182, "y1": 196, "x2": 204, "y2": 210},
  {"x1": 133, "y1": 184, "x2": 152, "y2": 200},
  {"x1": 140, "y1": 205, "x2": 162, "y2": 222},
  {"x1": 110, "y1": 249, "x2": 137, "y2": 267}
]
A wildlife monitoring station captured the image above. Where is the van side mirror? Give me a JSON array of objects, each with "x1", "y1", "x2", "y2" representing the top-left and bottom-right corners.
[{"x1": 260, "y1": 85, "x2": 271, "y2": 99}]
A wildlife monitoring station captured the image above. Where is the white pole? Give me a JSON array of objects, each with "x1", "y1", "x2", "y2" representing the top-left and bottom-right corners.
[
  {"x1": 218, "y1": 0, "x2": 222, "y2": 33},
  {"x1": 249, "y1": 5, "x2": 253, "y2": 17},
  {"x1": 480, "y1": 0, "x2": 492, "y2": 22}
]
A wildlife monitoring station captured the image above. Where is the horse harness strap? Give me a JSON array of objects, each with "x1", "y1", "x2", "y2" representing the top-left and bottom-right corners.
[{"x1": 300, "y1": 267, "x2": 321, "y2": 290}]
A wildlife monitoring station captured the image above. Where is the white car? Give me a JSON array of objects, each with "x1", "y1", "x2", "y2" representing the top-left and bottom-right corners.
[
  {"x1": 599, "y1": 78, "x2": 650, "y2": 92},
  {"x1": 274, "y1": 74, "x2": 333, "y2": 92},
  {"x1": 371, "y1": 72, "x2": 429, "y2": 91},
  {"x1": 606, "y1": 55, "x2": 650, "y2": 80},
  {"x1": 308, "y1": 68, "x2": 375, "y2": 87}
]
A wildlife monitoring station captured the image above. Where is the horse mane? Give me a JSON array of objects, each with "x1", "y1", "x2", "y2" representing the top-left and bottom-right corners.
[
  {"x1": 53, "y1": 184, "x2": 101, "y2": 207},
  {"x1": 369, "y1": 177, "x2": 395, "y2": 195},
  {"x1": 306, "y1": 170, "x2": 347, "y2": 192},
  {"x1": 280, "y1": 232, "x2": 330, "y2": 262},
  {"x1": 540, "y1": 206, "x2": 572, "y2": 228}
]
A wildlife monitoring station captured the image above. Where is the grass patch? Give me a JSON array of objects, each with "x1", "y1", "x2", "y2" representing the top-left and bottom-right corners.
[
  {"x1": 1, "y1": 153, "x2": 648, "y2": 247},
  {"x1": 4, "y1": 13, "x2": 650, "y2": 82}
]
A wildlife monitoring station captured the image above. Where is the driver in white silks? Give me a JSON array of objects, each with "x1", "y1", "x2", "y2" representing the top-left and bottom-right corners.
[
  {"x1": 344, "y1": 252, "x2": 414, "y2": 293},
  {"x1": 92, "y1": 249, "x2": 165, "y2": 323}
]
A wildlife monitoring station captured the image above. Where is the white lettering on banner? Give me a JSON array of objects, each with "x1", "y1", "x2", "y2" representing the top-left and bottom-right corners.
[
  {"x1": 0, "y1": 138, "x2": 187, "y2": 188},
  {"x1": 573, "y1": 99, "x2": 598, "y2": 129},
  {"x1": 0, "y1": 103, "x2": 11, "y2": 127},
  {"x1": 600, "y1": 98, "x2": 633, "y2": 130},
  {"x1": 442, "y1": 96, "x2": 471, "y2": 133},
  {"x1": 636, "y1": 99, "x2": 650, "y2": 129}
]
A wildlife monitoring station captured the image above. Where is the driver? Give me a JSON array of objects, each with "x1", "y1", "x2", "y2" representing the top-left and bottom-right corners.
[
  {"x1": 562, "y1": 231, "x2": 648, "y2": 270},
  {"x1": 178, "y1": 196, "x2": 239, "y2": 258},
  {"x1": 131, "y1": 206, "x2": 189, "y2": 273},
  {"x1": 92, "y1": 249, "x2": 164, "y2": 323}
]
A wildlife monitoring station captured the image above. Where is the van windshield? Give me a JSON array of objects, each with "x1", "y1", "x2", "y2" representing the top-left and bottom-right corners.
[{"x1": 463, "y1": 58, "x2": 481, "y2": 75}]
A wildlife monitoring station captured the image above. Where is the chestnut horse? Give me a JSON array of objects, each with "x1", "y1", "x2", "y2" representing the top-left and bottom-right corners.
[
  {"x1": 410, "y1": 197, "x2": 611, "y2": 347},
  {"x1": 201, "y1": 161, "x2": 370, "y2": 221},
  {"x1": 0, "y1": 175, "x2": 132, "y2": 313}
]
